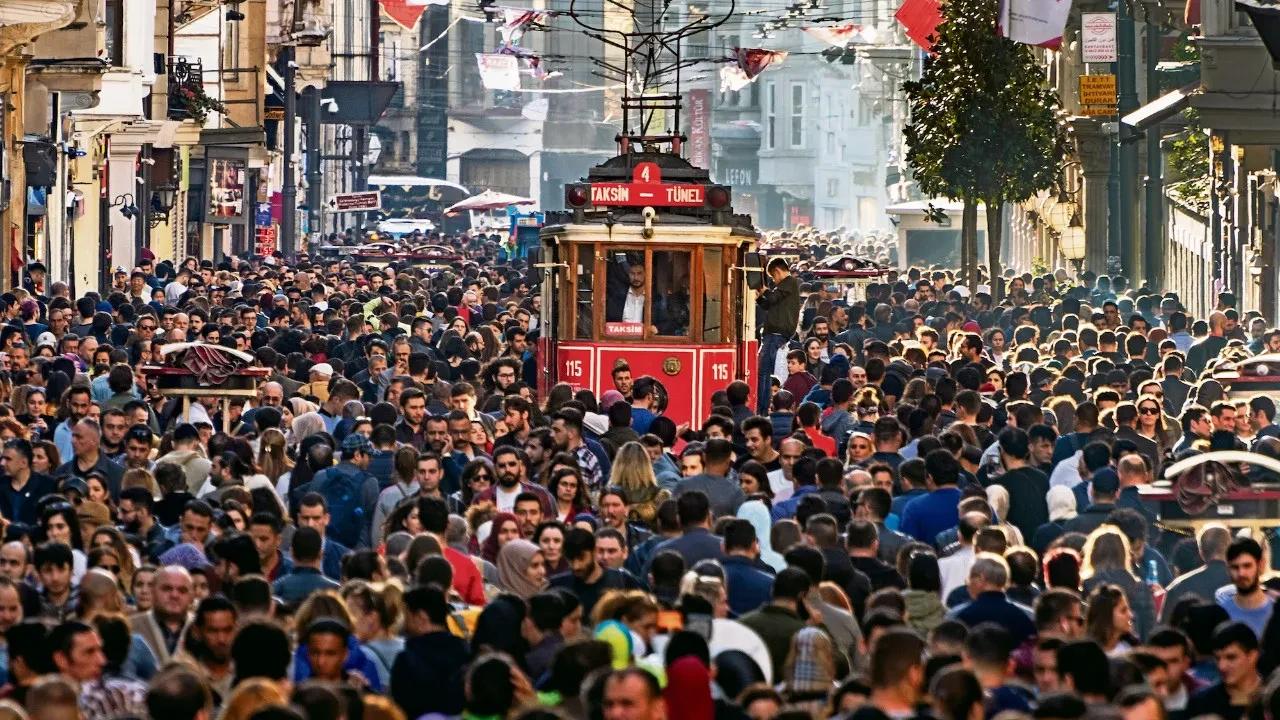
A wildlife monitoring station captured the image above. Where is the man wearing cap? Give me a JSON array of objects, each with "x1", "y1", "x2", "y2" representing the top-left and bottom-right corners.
[
  {"x1": 300, "y1": 363, "x2": 334, "y2": 403},
  {"x1": 56, "y1": 419, "x2": 125, "y2": 502},
  {"x1": 302, "y1": 433, "x2": 381, "y2": 549}
]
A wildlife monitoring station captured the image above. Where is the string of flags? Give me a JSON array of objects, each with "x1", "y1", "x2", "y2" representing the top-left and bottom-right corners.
[
  {"x1": 802, "y1": 23, "x2": 877, "y2": 47},
  {"x1": 719, "y1": 47, "x2": 789, "y2": 92}
]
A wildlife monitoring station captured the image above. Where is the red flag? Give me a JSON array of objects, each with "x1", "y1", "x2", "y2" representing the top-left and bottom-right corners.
[
  {"x1": 380, "y1": 0, "x2": 430, "y2": 30},
  {"x1": 735, "y1": 47, "x2": 787, "y2": 79},
  {"x1": 895, "y1": 0, "x2": 943, "y2": 51}
]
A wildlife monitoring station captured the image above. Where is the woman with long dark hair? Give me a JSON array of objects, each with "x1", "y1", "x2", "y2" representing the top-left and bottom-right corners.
[
  {"x1": 448, "y1": 457, "x2": 494, "y2": 515},
  {"x1": 1085, "y1": 583, "x2": 1136, "y2": 656},
  {"x1": 39, "y1": 502, "x2": 86, "y2": 581}
]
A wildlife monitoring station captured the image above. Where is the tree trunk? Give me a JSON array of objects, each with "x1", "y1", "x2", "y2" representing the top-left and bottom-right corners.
[
  {"x1": 962, "y1": 200, "x2": 979, "y2": 295},
  {"x1": 987, "y1": 199, "x2": 1004, "y2": 303}
]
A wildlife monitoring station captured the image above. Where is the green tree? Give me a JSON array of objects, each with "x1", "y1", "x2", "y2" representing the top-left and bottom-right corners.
[{"x1": 901, "y1": 0, "x2": 1070, "y2": 299}]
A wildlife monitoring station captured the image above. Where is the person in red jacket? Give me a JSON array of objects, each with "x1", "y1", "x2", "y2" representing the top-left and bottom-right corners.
[
  {"x1": 418, "y1": 495, "x2": 486, "y2": 606},
  {"x1": 797, "y1": 401, "x2": 836, "y2": 457}
]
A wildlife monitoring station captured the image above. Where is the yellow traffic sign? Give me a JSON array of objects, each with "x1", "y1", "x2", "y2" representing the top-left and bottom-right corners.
[
  {"x1": 1080, "y1": 75, "x2": 1117, "y2": 105},
  {"x1": 1079, "y1": 107, "x2": 1117, "y2": 117}
]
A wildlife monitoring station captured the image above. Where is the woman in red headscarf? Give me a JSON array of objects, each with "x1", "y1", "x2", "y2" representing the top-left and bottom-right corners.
[
  {"x1": 480, "y1": 512, "x2": 522, "y2": 564},
  {"x1": 664, "y1": 656, "x2": 714, "y2": 720}
]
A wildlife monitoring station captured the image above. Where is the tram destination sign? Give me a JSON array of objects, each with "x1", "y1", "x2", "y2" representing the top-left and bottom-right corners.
[
  {"x1": 590, "y1": 182, "x2": 705, "y2": 207},
  {"x1": 572, "y1": 161, "x2": 726, "y2": 209}
]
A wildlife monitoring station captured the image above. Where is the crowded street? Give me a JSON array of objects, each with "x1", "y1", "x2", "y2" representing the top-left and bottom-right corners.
[{"x1": 1, "y1": 0, "x2": 1280, "y2": 716}]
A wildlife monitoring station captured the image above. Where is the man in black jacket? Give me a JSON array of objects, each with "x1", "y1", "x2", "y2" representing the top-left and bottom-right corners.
[
  {"x1": 392, "y1": 584, "x2": 472, "y2": 718},
  {"x1": 848, "y1": 518, "x2": 906, "y2": 591},
  {"x1": 755, "y1": 258, "x2": 800, "y2": 413}
]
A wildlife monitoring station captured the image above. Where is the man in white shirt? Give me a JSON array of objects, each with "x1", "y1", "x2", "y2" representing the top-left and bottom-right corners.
[
  {"x1": 622, "y1": 263, "x2": 646, "y2": 323},
  {"x1": 939, "y1": 512, "x2": 988, "y2": 597}
]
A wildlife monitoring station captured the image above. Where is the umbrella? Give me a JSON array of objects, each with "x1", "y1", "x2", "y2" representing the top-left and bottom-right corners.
[{"x1": 445, "y1": 189, "x2": 535, "y2": 215}]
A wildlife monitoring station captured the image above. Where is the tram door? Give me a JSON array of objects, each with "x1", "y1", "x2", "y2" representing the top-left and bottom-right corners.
[{"x1": 534, "y1": 243, "x2": 558, "y2": 400}]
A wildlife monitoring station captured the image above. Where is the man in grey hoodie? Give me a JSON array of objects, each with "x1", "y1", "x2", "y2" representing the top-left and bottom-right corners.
[{"x1": 820, "y1": 379, "x2": 856, "y2": 458}]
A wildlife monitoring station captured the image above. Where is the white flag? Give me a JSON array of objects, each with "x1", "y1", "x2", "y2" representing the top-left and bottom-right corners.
[
  {"x1": 476, "y1": 53, "x2": 520, "y2": 90},
  {"x1": 803, "y1": 24, "x2": 866, "y2": 47},
  {"x1": 997, "y1": 0, "x2": 1071, "y2": 48},
  {"x1": 720, "y1": 66, "x2": 752, "y2": 92}
]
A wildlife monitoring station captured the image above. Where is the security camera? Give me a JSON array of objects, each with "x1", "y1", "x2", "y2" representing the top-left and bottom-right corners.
[
  {"x1": 140, "y1": 158, "x2": 155, "y2": 165},
  {"x1": 287, "y1": 61, "x2": 299, "y2": 69},
  {"x1": 321, "y1": 98, "x2": 339, "y2": 112}
]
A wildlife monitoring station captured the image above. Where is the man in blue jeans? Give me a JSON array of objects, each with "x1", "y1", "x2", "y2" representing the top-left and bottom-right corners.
[{"x1": 756, "y1": 258, "x2": 801, "y2": 413}]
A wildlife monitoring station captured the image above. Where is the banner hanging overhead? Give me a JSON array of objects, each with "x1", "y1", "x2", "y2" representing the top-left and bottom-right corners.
[
  {"x1": 997, "y1": 0, "x2": 1072, "y2": 48},
  {"x1": 477, "y1": 53, "x2": 521, "y2": 90}
]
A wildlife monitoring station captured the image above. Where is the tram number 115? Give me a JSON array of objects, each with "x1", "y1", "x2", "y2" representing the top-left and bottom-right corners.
[{"x1": 564, "y1": 360, "x2": 584, "y2": 379}]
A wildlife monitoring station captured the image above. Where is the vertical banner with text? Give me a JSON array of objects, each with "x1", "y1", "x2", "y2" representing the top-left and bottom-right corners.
[{"x1": 688, "y1": 89, "x2": 710, "y2": 170}]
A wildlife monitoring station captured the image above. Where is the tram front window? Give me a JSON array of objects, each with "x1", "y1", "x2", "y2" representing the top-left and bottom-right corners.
[
  {"x1": 603, "y1": 250, "x2": 691, "y2": 338},
  {"x1": 652, "y1": 251, "x2": 690, "y2": 337},
  {"x1": 605, "y1": 252, "x2": 649, "y2": 337}
]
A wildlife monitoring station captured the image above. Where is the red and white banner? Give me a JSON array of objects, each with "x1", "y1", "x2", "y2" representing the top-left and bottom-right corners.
[
  {"x1": 476, "y1": 53, "x2": 520, "y2": 90},
  {"x1": 803, "y1": 24, "x2": 872, "y2": 47},
  {"x1": 688, "y1": 89, "x2": 710, "y2": 170},
  {"x1": 997, "y1": 0, "x2": 1072, "y2": 48},
  {"x1": 380, "y1": 0, "x2": 445, "y2": 30},
  {"x1": 500, "y1": 9, "x2": 546, "y2": 45},
  {"x1": 720, "y1": 48, "x2": 787, "y2": 92}
]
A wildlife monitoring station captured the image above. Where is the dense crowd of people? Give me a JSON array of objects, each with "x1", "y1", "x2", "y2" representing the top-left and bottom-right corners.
[{"x1": 0, "y1": 235, "x2": 1275, "y2": 720}]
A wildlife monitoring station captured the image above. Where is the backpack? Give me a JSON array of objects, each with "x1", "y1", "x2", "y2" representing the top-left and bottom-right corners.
[{"x1": 316, "y1": 464, "x2": 370, "y2": 548}]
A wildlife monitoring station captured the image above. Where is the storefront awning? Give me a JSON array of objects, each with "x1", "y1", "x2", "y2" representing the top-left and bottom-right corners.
[
  {"x1": 366, "y1": 175, "x2": 469, "y2": 194},
  {"x1": 1122, "y1": 82, "x2": 1199, "y2": 131}
]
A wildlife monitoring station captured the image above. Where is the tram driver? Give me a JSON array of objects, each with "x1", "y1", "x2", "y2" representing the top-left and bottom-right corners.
[{"x1": 605, "y1": 254, "x2": 689, "y2": 336}]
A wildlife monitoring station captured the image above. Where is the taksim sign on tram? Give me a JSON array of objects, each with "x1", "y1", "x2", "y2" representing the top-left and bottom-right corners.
[{"x1": 584, "y1": 162, "x2": 708, "y2": 207}]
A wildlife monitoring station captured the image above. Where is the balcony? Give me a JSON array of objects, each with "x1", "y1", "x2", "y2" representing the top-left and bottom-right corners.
[{"x1": 1191, "y1": 0, "x2": 1280, "y2": 138}]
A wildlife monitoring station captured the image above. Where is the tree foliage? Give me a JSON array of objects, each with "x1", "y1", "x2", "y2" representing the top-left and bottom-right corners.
[{"x1": 902, "y1": 0, "x2": 1070, "y2": 296}]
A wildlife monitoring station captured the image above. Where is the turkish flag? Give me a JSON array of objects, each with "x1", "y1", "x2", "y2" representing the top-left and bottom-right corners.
[
  {"x1": 895, "y1": 0, "x2": 943, "y2": 51},
  {"x1": 380, "y1": 0, "x2": 432, "y2": 30}
]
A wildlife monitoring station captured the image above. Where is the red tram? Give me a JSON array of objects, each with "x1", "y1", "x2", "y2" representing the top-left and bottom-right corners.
[{"x1": 535, "y1": 154, "x2": 763, "y2": 428}]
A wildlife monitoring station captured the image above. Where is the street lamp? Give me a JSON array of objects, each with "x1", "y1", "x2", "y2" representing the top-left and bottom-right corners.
[
  {"x1": 1047, "y1": 198, "x2": 1077, "y2": 229},
  {"x1": 1059, "y1": 225, "x2": 1086, "y2": 277},
  {"x1": 150, "y1": 184, "x2": 178, "y2": 228}
]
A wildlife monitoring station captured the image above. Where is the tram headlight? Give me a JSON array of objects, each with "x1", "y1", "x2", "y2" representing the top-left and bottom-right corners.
[
  {"x1": 566, "y1": 185, "x2": 590, "y2": 208},
  {"x1": 707, "y1": 185, "x2": 731, "y2": 210}
]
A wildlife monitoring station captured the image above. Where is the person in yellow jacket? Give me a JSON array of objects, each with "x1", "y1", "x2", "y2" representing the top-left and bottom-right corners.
[{"x1": 299, "y1": 363, "x2": 334, "y2": 403}]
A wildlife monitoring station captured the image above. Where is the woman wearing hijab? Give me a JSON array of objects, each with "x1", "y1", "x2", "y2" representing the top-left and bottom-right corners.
[
  {"x1": 985, "y1": 485, "x2": 1024, "y2": 546},
  {"x1": 289, "y1": 411, "x2": 326, "y2": 447},
  {"x1": 782, "y1": 627, "x2": 837, "y2": 716},
  {"x1": 664, "y1": 657, "x2": 715, "y2": 720},
  {"x1": 480, "y1": 512, "x2": 521, "y2": 564},
  {"x1": 496, "y1": 540, "x2": 547, "y2": 599},
  {"x1": 736, "y1": 500, "x2": 784, "y2": 572},
  {"x1": 1032, "y1": 486, "x2": 1077, "y2": 557}
]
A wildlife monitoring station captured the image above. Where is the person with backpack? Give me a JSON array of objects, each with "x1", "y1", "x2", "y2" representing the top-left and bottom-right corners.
[{"x1": 306, "y1": 433, "x2": 381, "y2": 549}]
